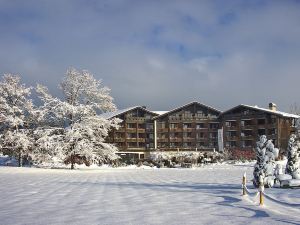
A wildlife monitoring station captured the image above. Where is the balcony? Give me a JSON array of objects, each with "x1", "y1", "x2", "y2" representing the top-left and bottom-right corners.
[
  {"x1": 226, "y1": 136, "x2": 238, "y2": 141},
  {"x1": 158, "y1": 128, "x2": 169, "y2": 132},
  {"x1": 114, "y1": 138, "x2": 125, "y2": 142},
  {"x1": 126, "y1": 128, "x2": 137, "y2": 133},
  {"x1": 116, "y1": 128, "x2": 126, "y2": 132},
  {"x1": 157, "y1": 138, "x2": 169, "y2": 142},
  {"x1": 182, "y1": 128, "x2": 194, "y2": 132},
  {"x1": 125, "y1": 116, "x2": 146, "y2": 122},
  {"x1": 183, "y1": 137, "x2": 194, "y2": 141},
  {"x1": 126, "y1": 138, "x2": 137, "y2": 142},
  {"x1": 169, "y1": 137, "x2": 182, "y2": 142},
  {"x1": 169, "y1": 128, "x2": 182, "y2": 132}
]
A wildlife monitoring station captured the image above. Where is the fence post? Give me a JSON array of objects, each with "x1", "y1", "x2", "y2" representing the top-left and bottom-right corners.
[
  {"x1": 242, "y1": 172, "x2": 246, "y2": 196},
  {"x1": 259, "y1": 175, "x2": 264, "y2": 206}
]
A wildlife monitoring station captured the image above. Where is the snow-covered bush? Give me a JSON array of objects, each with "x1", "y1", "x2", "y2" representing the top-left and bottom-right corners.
[
  {"x1": 149, "y1": 151, "x2": 222, "y2": 167},
  {"x1": 253, "y1": 135, "x2": 279, "y2": 187},
  {"x1": 285, "y1": 134, "x2": 300, "y2": 179}
]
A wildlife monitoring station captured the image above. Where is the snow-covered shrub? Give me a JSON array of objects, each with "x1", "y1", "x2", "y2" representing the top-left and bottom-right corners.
[
  {"x1": 286, "y1": 134, "x2": 300, "y2": 179},
  {"x1": 149, "y1": 151, "x2": 222, "y2": 167},
  {"x1": 253, "y1": 135, "x2": 279, "y2": 187}
]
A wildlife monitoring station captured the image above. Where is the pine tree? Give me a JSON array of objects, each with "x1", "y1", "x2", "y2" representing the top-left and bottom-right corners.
[
  {"x1": 253, "y1": 135, "x2": 278, "y2": 187},
  {"x1": 286, "y1": 134, "x2": 300, "y2": 179}
]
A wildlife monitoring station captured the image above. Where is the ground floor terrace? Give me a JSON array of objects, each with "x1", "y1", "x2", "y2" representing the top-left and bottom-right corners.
[{"x1": 0, "y1": 165, "x2": 299, "y2": 225}]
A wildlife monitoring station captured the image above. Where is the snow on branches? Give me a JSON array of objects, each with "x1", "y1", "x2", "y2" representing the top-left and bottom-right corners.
[
  {"x1": 0, "y1": 69, "x2": 120, "y2": 168},
  {"x1": 253, "y1": 135, "x2": 279, "y2": 187},
  {"x1": 0, "y1": 74, "x2": 38, "y2": 166},
  {"x1": 35, "y1": 68, "x2": 120, "y2": 169}
]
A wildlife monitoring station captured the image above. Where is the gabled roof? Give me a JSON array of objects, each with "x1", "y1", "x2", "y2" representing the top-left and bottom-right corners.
[
  {"x1": 153, "y1": 101, "x2": 221, "y2": 119},
  {"x1": 220, "y1": 104, "x2": 300, "y2": 119},
  {"x1": 100, "y1": 106, "x2": 159, "y2": 119}
]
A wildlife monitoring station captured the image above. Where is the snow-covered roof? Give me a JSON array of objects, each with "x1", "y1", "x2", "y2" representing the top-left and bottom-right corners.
[
  {"x1": 153, "y1": 101, "x2": 221, "y2": 119},
  {"x1": 153, "y1": 111, "x2": 169, "y2": 115},
  {"x1": 221, "y1": 104, "x2": 300, "y2": 119},
  {"x1": 100, "y1": 106, "x2": 159, "y2": 119}
]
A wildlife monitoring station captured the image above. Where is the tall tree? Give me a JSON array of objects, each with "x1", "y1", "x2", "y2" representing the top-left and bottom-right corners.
[
  {"x1": 36, "y1": 68, "x2": 120, "y2": 169},
  {"x1": 0, "y1": 74, "x2": 37, "y2": 166}
]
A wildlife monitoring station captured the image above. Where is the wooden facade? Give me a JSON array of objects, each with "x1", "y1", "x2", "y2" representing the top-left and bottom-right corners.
[
  {"x1": 104, "y1": 102, "x2": 299, "y2": 160},
  {"x1": 105, "y1": 106, "x2": 158, "y2": 160},
  {"x1": 219, "y1": 104, "x2": 298, "y2": 159},
  {"x1": 154, "y1": 102, "x2": 221, "y2": 152}
]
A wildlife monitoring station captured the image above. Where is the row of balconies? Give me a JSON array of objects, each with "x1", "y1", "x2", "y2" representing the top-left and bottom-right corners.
[
  {"x1": 114, "y1": 138, "x2": 155, "y2": 142},
  {"x1": 157, "y1": 127, "x2": 218, "y2": 132}
]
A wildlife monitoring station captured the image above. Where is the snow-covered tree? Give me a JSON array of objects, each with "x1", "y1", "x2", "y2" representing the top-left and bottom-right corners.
[
  {"x1": 0, "y1": 74, "x2": 38, "y2": 166},
  {"x1": 36, "y1": 68, "x2": 120, "y2": 168},
  {"x1": 2, "y1": 130, "x2": 33, "y2": 166},
  {"x1": 0, "y1": 74, "x2": 36, "y2": 128},
  {"x1": 253, "y1": 135, "x2": 279, "y2": 187},
  {"x1": 286, "y1": 134, "x2": 300, "y2": 179}
]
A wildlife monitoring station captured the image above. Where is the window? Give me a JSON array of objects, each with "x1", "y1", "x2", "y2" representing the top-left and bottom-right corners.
[
  {"x1": 128, "y1": 142, "x2": 137, "y2": 148},
  {"x1": 138, "y1": 124, "x2": 144, "y2": 129},
  {"x1": 196, "y1": 142, "x2": 206, "y2": 148},
  {"x1": 183, "y1": 123, "x2": 192, "y2": 129},
  {"x1": 127, "y1": 133, "x2": 136, "y2": 138},
  {"x1": 196, "y1": 123, "x2": 205, "y2": 129},
  {"x1": 241, "y1": 119, "x2": 252, "y2": 126},
  {"x1": 157, "y1": 122, "x2": 166, "y2": 129},
  {"x1": 225, "y1": 121, "x2": 237, "y2": 127},
  {"x1": 257, "y1": 118, "x2": 265, "y2": 125},
  {"x1": 209, "y1": 132, "x2": 217, "y2": 138},
  {"x1": 241, "y1": 130, "x2": 252, "y2": 137},
  {"x1": 115, "y1": 133, "x2": 124, "y2": 138},
  {"x1": 183, "y1": 132, "x2": 192, "y2": 138},
  {"x1": 268, "y1": 128, "x2": 277, "y2": 135},
  {"x1": 226, "y1": 141, "x2": 237, "y2": 147},
  {"x1": 147, "y1": 133, "x2": 154, "y2": 139},
  {"x1": 226, "y1": 131, "x2": 237, "y2": 137},
  {"x1": 169, "y1": 123, "x2": 178, "y2": 129},
  {"x1": 209, "y1": 123, "x2": 218, "y2": 129},
  {"x1": 243, "y1": 110, "x2": 250, "y2": 115},
  {"x1": 241, "y1": 140, "x2": 252, "y2": 148},
  {"x1": 138, "y1": 142, "x2": 145, "y2": 147},
  {"x1": 196, "y1": 133, "x2": 205, "y2": 139},
  {"x1": 146, "y1": 123, "x2": 153, "y2": 129},
  {"x1": 127, "y1": 123, "x2": 136, "y2": 129},
  {"x1": 258, "y1": 128, "x2": 266, "y2": 135},
  {"x1": 183, "y1": 142, "x2": 191, "y2": 148},
  {"x1": 138, "y1": 133, "x2": 144, "y2": 138},
  {"x1": 209, "y1": 142, "x2": 217, "y2": 148},
  {"x1": 170, "y1": 142, "x2": 177, "y2": 148}
]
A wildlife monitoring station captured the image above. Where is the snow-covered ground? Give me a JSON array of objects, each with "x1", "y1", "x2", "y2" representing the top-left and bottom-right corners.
[{"x1": 0, "y1": 164, "x2": 300, "y2": 225}]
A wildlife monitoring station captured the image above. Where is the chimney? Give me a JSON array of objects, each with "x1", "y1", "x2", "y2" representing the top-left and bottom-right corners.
[{"x1": 269, "y1": 103, "x2": 277, "y2": 111}]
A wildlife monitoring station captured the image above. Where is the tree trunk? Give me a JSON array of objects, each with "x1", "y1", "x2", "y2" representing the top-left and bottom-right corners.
[
  {"x1": 18, "y1": 151, "x2": 23, "y2": 167},
  {"x1": 70, "y1": 154, "x2": 75, "y2": 170}
]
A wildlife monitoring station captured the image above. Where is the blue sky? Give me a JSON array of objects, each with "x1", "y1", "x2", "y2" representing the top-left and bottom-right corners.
[{"x1": 1, "y1": 0, "x2": 300, "y2": 111}]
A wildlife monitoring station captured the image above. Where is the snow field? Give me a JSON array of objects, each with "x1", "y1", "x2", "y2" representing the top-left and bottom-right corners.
[{"x1": 0, "y1": 164, "x2": 300, "y2": 225}]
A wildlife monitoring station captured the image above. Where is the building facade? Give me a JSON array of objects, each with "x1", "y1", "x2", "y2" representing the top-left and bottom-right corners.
[
  {"x1": 219, "y1": 103, "x2": 299, "y2": 159},
  {"x1": 153, "y1": 102, "x2": 221, "y2": 152},
  {"x1": 104, "y1": 102, "x2": 299, "y2": 160},
  {"x1": 103, "y1": 106, "x2": 159, "y2": 161}
]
